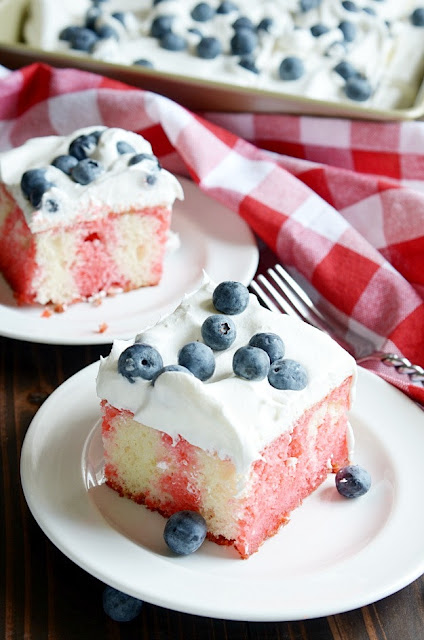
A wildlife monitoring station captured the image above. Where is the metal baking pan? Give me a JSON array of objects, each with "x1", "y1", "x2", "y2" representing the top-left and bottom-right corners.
[{"x1": 1, "y1": 0, "x2": 424, "y2": 121}]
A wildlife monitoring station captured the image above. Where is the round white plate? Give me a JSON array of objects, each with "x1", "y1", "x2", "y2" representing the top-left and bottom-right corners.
[
  {"x1": 20, "y1": 364, "x2": 424, "y2": 621},
  {"x1": 0, "y1": 178, "x2": 258, "y2": 345}
]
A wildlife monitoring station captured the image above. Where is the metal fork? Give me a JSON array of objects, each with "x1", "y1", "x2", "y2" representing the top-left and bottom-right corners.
[{"x1": 250, "y1": 264, "x2": 424, "y2": 387}]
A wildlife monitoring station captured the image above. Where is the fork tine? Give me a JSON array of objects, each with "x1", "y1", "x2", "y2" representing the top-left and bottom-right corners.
[{"x1": 250, "y1": 273, "x2": 308, "y2": 319}]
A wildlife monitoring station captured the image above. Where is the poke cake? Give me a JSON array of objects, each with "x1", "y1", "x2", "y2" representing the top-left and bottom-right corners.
[
  {"x1": 22, "y1": 0, "x2": 424, "y2": 110},
  {"x1": 0, "y1": 126, "x2": 183, "y2": 306},
  {"x1": 96, "y1": 277, "x2": 357, "y2": 559}
]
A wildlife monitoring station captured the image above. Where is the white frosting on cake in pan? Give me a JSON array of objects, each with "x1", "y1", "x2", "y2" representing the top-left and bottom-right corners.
[
  {"x1": 23, "y1": 0, "x2": 424, "y2": 109},
  {"x1": 0, "y1": 126, "x2": 183, "y2": 233},
  {"x1": 96, "y1": 277, "x2": 357, "y2": 474}
]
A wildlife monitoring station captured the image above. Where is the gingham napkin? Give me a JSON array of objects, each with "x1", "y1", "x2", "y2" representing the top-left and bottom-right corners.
[{"x1": 0, "y1": 63, "x2": 422, "y2": 405}]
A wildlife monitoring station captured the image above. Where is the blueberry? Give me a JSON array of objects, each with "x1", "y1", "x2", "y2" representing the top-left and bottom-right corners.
[
  {"x1": 29, "y1": 182, "x2": 53, "y2": 209},
  {"x1": 339, "y1": 20, "x2": 357, "y2": 42},
  {"x1": 178, "y1": 342, "x2": 215, "y2": 381},
  {"x1": 191, "y1": 2, "x2": 215, "y2": 22},
  {"x1": 21, "y1": 168, "x2": 49, "y2": 199},
  {"x1": 188, "y1": 27, "x2": 203, "y2": 37},
  {"x1": 212, "y1": 281, "x2": 249, "y2": 315},
  {"x1": 257, "y1": 17, "x2": 273, "y2": 32},
  {"x1": 196, "y1": 36, "x2": 222, "y2": 59},
  {"x1": 116, "y1": 141, "x2": 136, "y2": 155},
  {"x1": 411, "y1": 8, "x2": 424, "y2": 26},
  {"x1": 59, "y1": 25, "x2": 81, "y2": 42},
  {"x1": 69, "y1": 133, "x2": 98, "y2": 160},
  {"x1": 146, "y1": 173, "x2": 157, "y2": 185},
  {"x1": 342, "y1": 0, "x2": 359, "y2": 10},
  {"x1": 52, "y1": 154, "x2": 78, "y2": 175},
  {"x1": 71, "y1": 158, "x2": 104, "y2": 185},
  {"x1": 133, "y1": 58, "x2": 154, "y2": 68},
  {"x1": 160, "y1": 32, "x2": 187, "y2": 51},
  {"x1": 268, "y1": 358, "x2": 308, "y2": 390},
  {"x1": 362, "y1": 7, "x2": 376, "y2": 15},
  {"x1": 334, "y1": 60, "x2": 359, "y2": 80},
  {"x1": 248, "y1": 333, "x2": 285, "y2": 363},
  {"x1": 310, "y1": 23, "x2": 330, "y2": 37},
  {"x1": 44, "y1": 198, "x2": 59, "y2": 213},
  {"x1": 112, "y1": 11, "x2": 126, "y2": 26},
  {"x1": 232, "y1": 16, "x2": 254, "y2": 31},
  {"x1": 216, "y1": 1, "x2": 238, "y2": 14},
  {"x1": 201, "y1": 315, "x2": 236, "y2": 351},
  {"x1": 151, "y1": 364, "x2": 192, "y2": 385},
  {"x1": 150, "y1": 15, "x2": 174, "y2": 38},
  {"x1": 96, "y1": 24, "x2": 119, "y2": 40},
  {"x1": 128, "y1": 153, "x2": 161, "y2": 169},
  {"x1": 68, "y1": 27, "x2": 99, "y2": 52},
  {"x1": 300, "y1": 0, "x2": 322, "y2": 11},
  {"x1": 233, "y1": 346, "x2": 270, "y2": 381},
  {"x1": 118, "y1": 343, "x2": 163, "y2": 382},
  {"x1": 163, "y1": 511, "x2": 207, "y2": 555},
  {"x1": 335, "y1": 465, "x2": 371, "y2": 498},
  {"x1": 279, "y1": 56, "x2": 305, "y2": 81},
  {"x1": 239, "y1": 55, "x2": 259, "y2": 73},
  {"x1": 345, "y1": 75, "x2": 372, "y2": 101},
  {"x1": 102, "y1": 586, "x2": 143, "y2": 622},
  {"x1": 231, "y1": 28, "x2": 258, "y2": 54},
  {"x1": 85, "y1": 6, "x2": 102, "y2": 29}
]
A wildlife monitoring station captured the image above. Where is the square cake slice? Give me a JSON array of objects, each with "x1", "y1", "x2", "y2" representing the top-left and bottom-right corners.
[
  {"x1": 96, "y1": 278, "x2": 356, "y2": 559},
  {"x1": 0, "y1": 126, "x2": 183, "y2": 306}
]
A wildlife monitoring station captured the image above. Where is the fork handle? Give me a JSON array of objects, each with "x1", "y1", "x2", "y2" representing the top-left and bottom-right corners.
[{"x1": 357, "y1": 352, "x2": 424, "y2": 385}]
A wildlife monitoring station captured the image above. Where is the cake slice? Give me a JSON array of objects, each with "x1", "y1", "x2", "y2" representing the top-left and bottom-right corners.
[
  {"x1": 96, "y1": 278, "x2": 356, "y2": 558},
  {"x1": 0, "y1": 126, "x2": 183, "y2": 306}
]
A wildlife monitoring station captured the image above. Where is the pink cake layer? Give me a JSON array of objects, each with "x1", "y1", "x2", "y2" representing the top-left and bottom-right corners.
[
  {"x1": 101, "y1": 377, "x2": 352, "y2": 559},
  {"x1": 0, "y1": 185, "x2": 171, "y2": 305}
]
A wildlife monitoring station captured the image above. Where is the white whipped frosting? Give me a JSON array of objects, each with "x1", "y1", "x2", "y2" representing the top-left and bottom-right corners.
[
  {"x1": 0, "y1": 126, "x2": 183, "y2": 233},
  {"x1": 23, "y1": 0, "x2": 424, "y2": 109},
  {"x1": 96, "y1": 277, "x2": 357, "y2": 474}
]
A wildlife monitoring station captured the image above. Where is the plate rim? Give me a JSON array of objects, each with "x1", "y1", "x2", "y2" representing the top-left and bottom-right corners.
[{"x1": 20, "y1": 363, "x2": 424, "y2": 621}]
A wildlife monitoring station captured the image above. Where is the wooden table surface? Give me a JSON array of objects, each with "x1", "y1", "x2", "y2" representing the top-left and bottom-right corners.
[{"x1": 1, "y1": 334, "x2": 423, "y2": 640}]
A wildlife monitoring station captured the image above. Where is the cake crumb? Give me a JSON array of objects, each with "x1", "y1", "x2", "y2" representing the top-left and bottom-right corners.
[
  {"x1": 41, "y1": 308, "x2": 52, "y2": 318},
  {"x1": 98, "y1": 322, "x2": 109, "y2": 334}
]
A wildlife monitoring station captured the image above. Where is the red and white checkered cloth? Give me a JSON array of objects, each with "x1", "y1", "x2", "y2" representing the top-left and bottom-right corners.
[{"x1": 0, "y1": 63, "x2": 423, "y2": 405}]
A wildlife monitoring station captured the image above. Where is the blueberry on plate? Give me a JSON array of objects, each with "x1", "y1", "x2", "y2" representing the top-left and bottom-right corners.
[
  {"x1": 216, "y1": 1, "x2": 238, "y2": 14},
  {"x1": 279, "y1": 56, "x2": 305, "y2": 81},
  {"x1": 268, "y1": 358, "x2": 308, "y2": 390},
  {"x1": 212, "y1": 281, "x2": 249, "y2": 315},
  {"x1": 118, "y1": 343, "x2": 163, "y2": 382},
  {"x1": 178, "y1": 341, "x2": 215, "y2": 381},
  {"x1": 191, "y1": 2, "x2": 215, "y2": 22},
  {"x1": 335, "y1": 465, "x2": 371, "y2": 498},
  {"x1": 163, "y1": 511, "x2": 207, "y2": 555},
  {"x1": 150, "y1": 15, "x2": 174, "y2": 38},
  {"x1": 201, "y1": 315, "x2": 236, "y2": 350},
  {"x1": 69, "y1": 133, "x2": 99, "y2": 160},
  {"x1": 116, "y1": 140, "x2": 136, "y2": 155},
  {"x1": 52, "y1": 154, "x2": 79, "y2": 175},
  {"x1": 339, "y1": 20, "x2": 357, "y2": 42},
  {"x1": 151, "y1": 364, "x2": 192, "y2": 385},
  {"x1": 71, "y1": 158, "x2": 104, "y2": 185},
  {"x1": 102, "y1": 586, "x2": 143, "y2": 622},
  {"x1": 133, "y1": 58, "x2": 154, "y2": 68},
  {"x1": 160, "y1": 32, "x2": 188, "y2": 51},
  {"x1": 196, "y1": 36, "x2": 222, "y2": 59},
  {"x1": 345, "y1": 75, "x2": 372, "y2": 101},
  {"x1": 233, "y1": 345, "x2": 270, "y2": 381},
  {"x1": 411, "y1": 8, "x2": 424, "y2": 26},
  {"x1": 21, "y1": 168, "x2": 49, "y2": 199},
  {"x1": 248, "y1": 332, "x2": 284, "y2": 363},
  {"x1": 68, "y1": 26, "x2": 99, "y2": 52}
]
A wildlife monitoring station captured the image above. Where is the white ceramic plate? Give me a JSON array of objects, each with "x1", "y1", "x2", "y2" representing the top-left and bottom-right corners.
[
  {"x1": 20, "y1": 364, "x2": 424, "y2": 621},
  {"x1": 0, "y1": 178, "x2": 258, "y2": 345}
]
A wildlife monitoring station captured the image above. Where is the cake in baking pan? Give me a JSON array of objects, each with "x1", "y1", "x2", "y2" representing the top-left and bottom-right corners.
[
  {"x1": 96, "y1": 277, "x2": 356, "y2": 558},
  {"x1": 0, "y1": 126, "x2": 183, "y2": 306},
  {"x1": 22, "y1": 0, "x2": 424, "y2": 109}
]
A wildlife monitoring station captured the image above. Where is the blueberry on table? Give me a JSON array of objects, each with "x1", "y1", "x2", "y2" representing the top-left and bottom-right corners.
[
  {"x1": 201, "y1": 315, "x2": 236, "y2": 350},
  {"x1": 151, "y1": 364, "x2": 193, "y2": 385},
  {"x1": 248, "y1": 333, "x2": 285, "y2": 363},
  {"x1": 164, "y1": 511, "x2": 207, "y2": 555},
  {"x1": 178, "y1": 341, "x2": 215, "y2": 381},
  {"x1": 68, "y1": 26, "x2": 99, "y2": 52},
  {"x1": 196, "y1": 36, "x2": 222, "y2": 59},
  {"x1": 71, "y1": 158, "x2": 104, "y2": 185},
  {"x1": 345, "y1": 75, "x2": 372, "y2": 101},
  {"x1": 191, "y1": 2, "x2": 215, "y2": 22},
  {"x1": 52, "y1": 154, "x2": 78, "y2": 175},
  {"x1": 411, "y1": 8, "x2": 424, "y2": 26},
  {"x1": 279, "y1": 56, "x2": 305, "y2": 81},
  {"x1": 21, "y1": 168, "x2": 49, "y2": 199},
  {"x1": 268, "y1": 358, "x2": 308, "y2": 390},
  {"x1": 339, "y1": 20, "x2": 357, "y2": 42},
  {"x1": 216, "y1": 1, "x2": 238, "y2": 14},
  {"x1": 160, "y1": 32, "x2": 188, "y2": 51},
  {"x1": 335, "y1": 465, "x2": 371, "y2": 498},
  {"x1": 69, "y1": 133, "x2": 99, "y2": 160},
  {"x1": 150, "y1": 15, "x2": 174, "y2": 38},
  {"x1": 102, "y1": 586, "x2": 143, "y2": 622},
  {"x1": 118, "y1": 343, "x2": 163, "y2": 382},
  {"x1": 233, "y1": 345, "x2": 270, "y2": 381},
  {"x1": 116, "y1": 140, "x2": 136, "y2": 155},
  {"x1": 212, "y1": 281, "x2": 249, "y2": 315}
]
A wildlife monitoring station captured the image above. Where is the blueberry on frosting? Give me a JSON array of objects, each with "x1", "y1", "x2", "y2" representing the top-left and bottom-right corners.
[
  {"x1": 239, "y1": 55, "x2": 259, "y2": 73},
  {"x1": 160, "y1": 32, "x2": 188, "y2": 51},
  {"x1": 268, "y1": 359, "x2": 308, "y2": 390},
  {"x1": 310, "y1": 23, "x2": 330, "y2": 37},
  {"x1": 178, "y1": 342, "x2": 215, "y2": 381},
  {"x1": 248, "y1": 333, "x2": 285, "y2": 363},
  {"x1": 232, "y1": 16, "x2": 255, "y2": 31},
  {"x1": 257, "y1": 17, "x2": 273, "y2": 33},
  {"x1": 233, "y1": 345, "x2": 270, "y2": 381},
  {"x1": 191, "y1": 3, "x2": 215, "y2": 22},
  {"x1": 68, "y1": 26, "x2": 99, "y2": 52},
  {"x1": 118, "y1": 343, "x2": 163, "y2": 382},
  {"x1": 216, "y1": 1, "x2": 238, "y2": 14},
  {"x1": 150, "y1": 15, "x2": 174, "y2": 38},
  {"x1": 345, "y1": 75, "x2": 372, "y2": 101},
  {"x1": 212, "y1": 281, "x2": 249, "y2": 315},
  {"x1": 300, "y1": 0, "x2": 322, "y2": 11},
  {"x1": 342, "y1": 1, "x2": 359, "y2": 11},
  {"x1": 71, "y1": 158, "x2": 104, "y2": 185},
  {"x1": 201, "y1": 315, "x2": 237, "y2": 350},
  {"x1": 69, "y1": 133, "x2": 99, "y2": 160},
  {"x1": 116, "y1": 140, "x2": 136, "y2": 155},
  {"x1": 151, "y1": 364, "x2": 193, "y2": 385},
  {"x1": 21, "y1": 168, "x2": 49, "y2": 199},
  {"x1": 230, "y1": 28, "x2": 258, "y2": 55},
  {"x1": 339, "y1": 20, "x2": 357, "y2": 41},
  {"x1": 197, "y1": 36, "x2": 222, "y2": 59},
  {"x1": 52, "y1": 154, "x2": 79, "y2": 175},
  {"x1": 411, "y1": 8, "x2": 424, "y2": 26},
  {"x1": 279, "y1": 56, "x2": 305, "y2": 80},
  {"x1": 334, "y1": 60, "x2": 360, "y2": 80}
]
